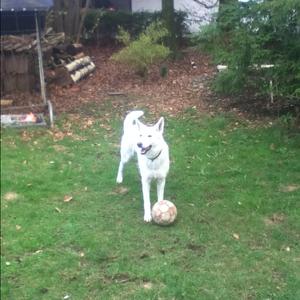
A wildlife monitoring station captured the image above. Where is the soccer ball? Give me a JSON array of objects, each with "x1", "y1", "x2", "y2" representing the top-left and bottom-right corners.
[{"x1": 152, "y1": 200, "x2": 177, "y2": 225}]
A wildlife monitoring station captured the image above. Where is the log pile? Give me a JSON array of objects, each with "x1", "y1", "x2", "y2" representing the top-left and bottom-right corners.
[
  {"x1": 46, "y1": 45, "x2": 96, "y2": 86},
  {"x1": 0, "y1": 31, "x2": 65, "y2": 53},
  {"x1": 1, "y1": 29, "x2": 95, "y2": 95}
]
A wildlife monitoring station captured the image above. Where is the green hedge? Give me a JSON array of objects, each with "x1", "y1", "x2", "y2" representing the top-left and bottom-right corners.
[{"x1": 83, "y1": 10, "x2": 189, "y2": 45}]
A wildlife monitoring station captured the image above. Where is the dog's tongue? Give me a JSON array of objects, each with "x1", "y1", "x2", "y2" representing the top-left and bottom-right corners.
[
  {"x1": 141, "y1": 148, "x2": 147, "y2": 155},
  {"x1": 141, "y1": 145, "x2": 151, "y2": 155}
]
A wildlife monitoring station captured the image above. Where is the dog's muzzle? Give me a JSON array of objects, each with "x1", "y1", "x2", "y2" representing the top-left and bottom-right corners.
[{"x1": 137, "y1": 143, "x2": 152, "y2": 155}]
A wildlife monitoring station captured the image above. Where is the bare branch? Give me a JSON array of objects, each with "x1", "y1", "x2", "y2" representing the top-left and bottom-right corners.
[{"x1": 192, "y1": 0, "x2": 219, "y2": 9}]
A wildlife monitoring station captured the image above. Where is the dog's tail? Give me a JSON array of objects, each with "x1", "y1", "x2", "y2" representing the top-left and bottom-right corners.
[{"x1": 123, "y1": 110, "x2": 144, "y2": 133}]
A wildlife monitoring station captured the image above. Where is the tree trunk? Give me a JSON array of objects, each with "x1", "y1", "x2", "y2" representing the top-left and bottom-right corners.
[
  {"x1": 53, "y1": 0, "x2": 81, "y2": 41},
  {"x1": 76, "y1": 0, "x2": 91, "y2": 43},
  {"x1": 64, "y1": 0, "x2": 80, "y2": 40},
  {"x1": 53, "y1": 0, "x2": 64, "y2": 32},
  {"x1": 162, "y1": 0, "x2": 177, "y2": 55}
]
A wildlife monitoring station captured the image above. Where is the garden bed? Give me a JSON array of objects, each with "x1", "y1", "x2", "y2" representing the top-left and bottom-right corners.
[{"x1": 2, "y1": 46, "x2": 298, "y2": 122}]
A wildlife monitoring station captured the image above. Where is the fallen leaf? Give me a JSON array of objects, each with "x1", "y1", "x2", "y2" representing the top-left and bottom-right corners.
[
  {"x1": 113, "y1": 274, "x2": 131, "y2": 284},
  {"x1": 233, "y1": 233, "x2": 240, "y2": 240},
  {"x1": 3, "y1": 192, "x2": 19, "y2": 201},
  {"x1": 16, "y1": 225, "x2": 22, "y2": 231},
  {"x1": 55, "y1": 207, "x2": 62, "y2": 213},
  {"x1": 143, "y1": 282, "x2": 153, "y2": 289},
  {"x1": 64, "y1": 195, "x2": 73, "y2": 202}
]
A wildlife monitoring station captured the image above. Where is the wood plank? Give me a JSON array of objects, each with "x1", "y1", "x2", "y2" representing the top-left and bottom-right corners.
[{"x1": 1, "y1": 99, "x2": 13, "y2": 106}]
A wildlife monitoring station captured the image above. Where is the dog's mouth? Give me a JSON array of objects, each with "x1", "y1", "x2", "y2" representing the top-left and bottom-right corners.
[{"x1": 141, "y1": 145, "x2": 152, "y2": 155}]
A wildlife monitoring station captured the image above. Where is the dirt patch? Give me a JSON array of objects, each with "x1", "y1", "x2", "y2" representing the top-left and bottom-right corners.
[
  {"x1": 102, "y1": 273, "x2": 157, "y2": 291},
  {"x1": 279, "y1": 185, "x2": 300, "y2": 193},
  {"x1": 187, "y1": 243, "x2": 206, "y2": 255},
  {"x1": 52, "y1": 145, "x2": 68, "y2": 152},
  {"x1": 108, "y1": 186, "x2": 129, "y2": 196},
  {"x1": 264, "y1": 213, "x2": 285, "y2": 226}
]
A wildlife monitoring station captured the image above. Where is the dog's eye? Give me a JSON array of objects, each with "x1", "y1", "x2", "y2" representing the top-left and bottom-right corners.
[{"x1": 148, "y1": 135, "x2": 152, "y2": 138}]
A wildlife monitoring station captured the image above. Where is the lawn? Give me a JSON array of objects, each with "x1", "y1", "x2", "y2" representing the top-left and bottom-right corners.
[{"x1": 1, "y1": 107, "x2": 300, "y2": 300}]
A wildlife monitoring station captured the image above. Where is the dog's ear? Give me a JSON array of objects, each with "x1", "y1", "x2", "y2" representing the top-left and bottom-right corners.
[
  {"x1": 135, "y1": 119, "x2": 142, "y2": 131},
  {"x1": 156, "y1": 117, "x2": 164, "y2": 133}
]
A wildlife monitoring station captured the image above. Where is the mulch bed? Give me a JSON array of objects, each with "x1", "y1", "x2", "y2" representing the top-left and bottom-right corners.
[
  {"x1": 3, "y1": 45, "x2": 297, "y2": 121},
  {"x1": 2, "y1": 46, "x2": 216, "y2": 117},
  {"x1": 49, "y1": 45, "x2": 217, "y2": 116}
]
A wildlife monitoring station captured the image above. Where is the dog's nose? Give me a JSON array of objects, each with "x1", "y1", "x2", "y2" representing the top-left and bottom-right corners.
[{"x1": 137, "y1": 143, "x2": 143, "y2": 148}]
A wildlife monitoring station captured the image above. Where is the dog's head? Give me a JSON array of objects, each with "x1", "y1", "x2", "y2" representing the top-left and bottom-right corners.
[{"x1": 136, "y1": 117, "x2": 164, "y2": 156}]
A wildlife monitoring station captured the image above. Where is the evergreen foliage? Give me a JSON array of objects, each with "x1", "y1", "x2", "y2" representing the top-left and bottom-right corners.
[{"x1": 195, "y1": 0, "x2": 300, "y2": 102}]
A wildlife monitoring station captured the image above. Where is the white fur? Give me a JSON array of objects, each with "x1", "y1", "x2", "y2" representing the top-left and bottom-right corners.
[{"x1": 116, "y1": 111, "x2": 170, "y2": 222}]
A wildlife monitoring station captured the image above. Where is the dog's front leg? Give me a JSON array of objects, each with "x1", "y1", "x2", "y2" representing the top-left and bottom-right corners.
[
  {"x1": 157, "y1": 177, "x2": 166, "y2": 202},
  {"x1": 142, "y1": 177, "x2": 152, "y2": 222}
]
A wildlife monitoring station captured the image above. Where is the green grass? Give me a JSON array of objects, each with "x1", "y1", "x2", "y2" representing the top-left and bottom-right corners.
[{"x1": 1, "y1": 109, "x2": 300, "y2": 300}]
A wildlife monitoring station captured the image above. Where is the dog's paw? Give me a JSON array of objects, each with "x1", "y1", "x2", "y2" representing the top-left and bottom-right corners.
[
  {"x1": 144, "y1": 213, "x2": 152, "y2": 223},
  {"x1": 116, "y1": 175, "x2": 123, "y2": 184}
]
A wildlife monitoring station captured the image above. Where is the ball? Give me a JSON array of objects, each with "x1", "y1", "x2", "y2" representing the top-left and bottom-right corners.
[{"x1": 152, "y1": 200, "x2": 177, "y2": 225}]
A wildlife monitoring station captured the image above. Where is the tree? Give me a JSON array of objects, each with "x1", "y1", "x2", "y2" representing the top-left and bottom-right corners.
[
  {"x1": 76, "y1": 0, "x2": 91, "y2": 43},
  {"x1": 196, "y1": 0, "x2": 300, "y2": 101},
  {"x1": 181, "y1": 0, "x2": 219, "y2": 29},
  {"x1": 162, "y1": 0, "x2": 177, "y2": 54},
  {"x1": 53, "y1": 0, "x2": 81, "y2": 41},
  {"x1": 192, "y1": 0, "x2": 219, "y2": 9}
]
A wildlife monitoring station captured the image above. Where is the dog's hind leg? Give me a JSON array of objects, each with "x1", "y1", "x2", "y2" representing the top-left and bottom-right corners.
[{"x1": 116, "y1": 146, "x2": 134, "y2": 183}]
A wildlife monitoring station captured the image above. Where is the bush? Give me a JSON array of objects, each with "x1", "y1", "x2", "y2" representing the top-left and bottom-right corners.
[
  {"x1": 111, "y1": 22, "x2": 171, "y2": 77},
  {"x1": 83, "y1": 10, "x2": 188, "y2": 45},
  {"x1": 194, "y1": 0, "x2": 300, "y2": 102}
]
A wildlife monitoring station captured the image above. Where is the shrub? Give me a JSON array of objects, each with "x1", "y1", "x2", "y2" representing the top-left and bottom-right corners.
[
  {"x1": 83, "y1": 10, "x2": 188, "y2": 45},
  {"x1": 194, "y1": 0, "x2": 300, "y2": 103},
  {"x1": 111, "y1": 22, "x2": 171, "y2": 77}
]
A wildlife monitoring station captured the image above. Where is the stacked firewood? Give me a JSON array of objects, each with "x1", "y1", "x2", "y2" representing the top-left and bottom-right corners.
[
  {"x1": 45, "y1": 43, "x2": 95, "y2": 86},
  {"x1": 0, "y1": 31, "x2": 65, "y2": 53},
  {"x1": 0, "y1": 29, "x2": 95, "y2": 94}
]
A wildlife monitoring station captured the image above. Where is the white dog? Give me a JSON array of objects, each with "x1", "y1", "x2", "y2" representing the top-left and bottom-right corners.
[{"x1": 116, "y1": 111, "x2": 170, "y2": 222}]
